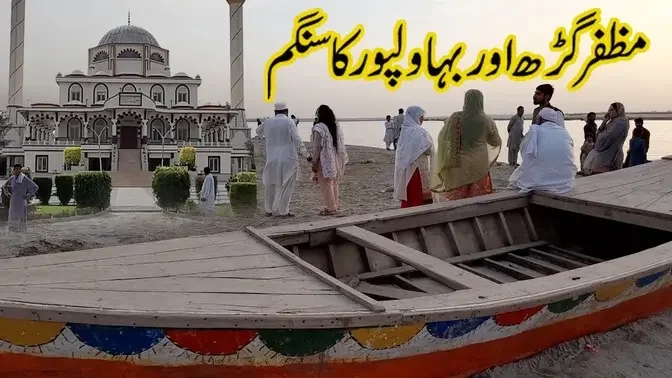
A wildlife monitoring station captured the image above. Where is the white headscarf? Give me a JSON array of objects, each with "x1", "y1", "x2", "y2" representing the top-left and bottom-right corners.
[{"x1": 394, "y1": 106, "x2": 435, "y2": 200}]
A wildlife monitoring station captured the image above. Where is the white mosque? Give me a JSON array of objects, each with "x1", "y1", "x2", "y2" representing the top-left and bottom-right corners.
[{"x1": 2, "y1": 1, "x2": 250, "y2": 183}]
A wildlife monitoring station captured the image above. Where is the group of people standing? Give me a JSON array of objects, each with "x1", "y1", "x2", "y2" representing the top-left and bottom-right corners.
[
  {"x1": 393, "y1": 84, "x2": 581, "y2": 208},
  {"x1": 256, "y1": 102, "x2": 347, "y2": 217},
  {"x1": 384, "y1": 109, "x2": 405, "y2": 150}
]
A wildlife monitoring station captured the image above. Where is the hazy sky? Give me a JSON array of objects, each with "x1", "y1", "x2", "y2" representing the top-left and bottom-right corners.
[{"x1": 0, "y1": 0, "x2": 670, "y2": 117}]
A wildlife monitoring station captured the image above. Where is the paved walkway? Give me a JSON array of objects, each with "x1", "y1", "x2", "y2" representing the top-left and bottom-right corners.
[{"x1": 110, "y1": 188, "x2": 161, "y2": 212}]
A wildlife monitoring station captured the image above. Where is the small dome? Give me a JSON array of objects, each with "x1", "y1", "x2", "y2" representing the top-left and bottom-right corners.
[
  {"x1": 173, "y1": 72, "x2": 190, "y2": 78},
  {"x1": 195, "y1": 74, "x2": 201, "y2": 79},
  {"x1": 56, "y1": 73, "x2": 63, "y2": 78},
  {"x1": 66, "y1": 70, "x2": 85, "y2": 77},
  {"x1": 98, "y1": 25, "x2": 160, "y2": 47}
]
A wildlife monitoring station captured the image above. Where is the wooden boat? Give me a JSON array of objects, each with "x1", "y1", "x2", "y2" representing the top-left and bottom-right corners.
[{"x1": 1, "y1": 157, "x2": 671, "y2": 378}]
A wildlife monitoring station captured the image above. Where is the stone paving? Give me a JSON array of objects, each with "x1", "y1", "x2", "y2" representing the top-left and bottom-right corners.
[{"x1": 110, "y1": 188, "x2": 161, "y2": 212}]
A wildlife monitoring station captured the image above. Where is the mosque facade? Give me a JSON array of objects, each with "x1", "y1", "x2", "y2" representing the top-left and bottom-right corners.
[{"x1": 2, "y1": 18, "x2": 251, "y2": 177}]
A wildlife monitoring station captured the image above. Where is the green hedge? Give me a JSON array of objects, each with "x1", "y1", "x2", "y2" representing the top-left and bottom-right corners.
[
  {"x1": 55, "y1": 175, "x2": 74, "y2": 205},
  {"x1": 74, "y1": 171, "x2": 112, "y2": 209},
  {"x1": 229, "y1": 182, "x2": 257, "y2": 211},
  {"x1": 152, "y1": 166, "x2": 191, "y2": 209},
  {"x1": 64, "y1": 147, "x2": 82, "y2": 166},
  {"x1": 179, "y1": 146, "x2": 196, "y2": 170},
  {"x1": 33, "y1": 177, "x2": 53, "y2": 205},
  {"x1": 195, "y1": 175, "x2": 218, "y2": 197},
  {"x1": 234, "y1": 172, "x2": 257, "y2": 183}
]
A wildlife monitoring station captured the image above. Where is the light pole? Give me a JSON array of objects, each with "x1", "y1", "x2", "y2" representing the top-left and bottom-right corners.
[
  {"x1": 152, "y1": 126, "x2": 176, "y2": 167},
  {"x1": 86, "y1": 125, "x2": 109, "y2": 171}
]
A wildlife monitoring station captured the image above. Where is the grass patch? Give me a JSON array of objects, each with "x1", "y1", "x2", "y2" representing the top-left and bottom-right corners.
[
  {"x1": 215, "y1": 204, "x2": 235, "y2": 216},
  {"x1": 36, "y1": 205, "x2": 77, "y2": 217}
]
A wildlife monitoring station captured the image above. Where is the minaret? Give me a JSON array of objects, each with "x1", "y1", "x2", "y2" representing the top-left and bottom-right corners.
[
  {"x1": 6, "y1": 0, "x2": 27, "y2": 145},
  {"x1": 226, "y1": 0, "x2": 245, "y2": 112},
  {"x1": 8, "y1": 0, "x2": 26, "y2": 111}
]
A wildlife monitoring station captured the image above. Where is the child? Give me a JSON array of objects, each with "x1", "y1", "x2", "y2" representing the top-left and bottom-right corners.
[
  {"x1": 580, "y1": 134, "x2": 594, "y2": 175},
  {"x1": 383, "y1": 115, "x2": 394, "y2": 150},
  {"x1": 625, "y1": 127, "x2": 648, "y2": 167}
]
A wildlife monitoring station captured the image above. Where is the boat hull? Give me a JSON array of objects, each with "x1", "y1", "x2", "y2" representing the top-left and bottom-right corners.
[{"x1": 1, "y1": 268, "x2": 669, "y2": 378}]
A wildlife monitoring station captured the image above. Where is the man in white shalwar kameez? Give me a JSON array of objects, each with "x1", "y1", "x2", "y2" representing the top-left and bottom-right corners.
[
  {"x1": 256, "y1": 102, "x2": 312, "y2": 217},
  {"x1": 199, "y1": 167, "x2": 216, "y2": 216},
  {"x1": 508, "y1": 108, "x2": 576, "y2": 194}
]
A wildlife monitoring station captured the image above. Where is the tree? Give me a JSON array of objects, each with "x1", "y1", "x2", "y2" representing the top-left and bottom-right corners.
[{"x1": 0, "y1": 112, "x2": 11, "y2": 149}]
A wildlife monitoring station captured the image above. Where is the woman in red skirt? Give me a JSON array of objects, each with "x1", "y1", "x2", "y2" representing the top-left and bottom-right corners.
[{"x1": 393, "y1": 106, "x2": 435, "y2": 208}]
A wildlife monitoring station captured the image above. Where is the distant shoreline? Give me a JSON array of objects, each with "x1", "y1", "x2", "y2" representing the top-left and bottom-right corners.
[{"x1": 248, "y1": 112, "x2": 672, "y2": 122}]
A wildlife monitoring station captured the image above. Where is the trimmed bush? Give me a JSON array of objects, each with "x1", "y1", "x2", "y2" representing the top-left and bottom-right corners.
[
  {"x1": 234, "y1": 171, "x2": 256, "y2": 183},
  {"x1": 33, "y1": 177, "x2": 53, "y2": 205},
  {"x1": 229, "y1": 182, "x2": 257, "y2": 211},
  {"x1": 195, "y1": 175, "x2": 218, "y2": 197},
  {"x1": 74, "y1": 171, "x2": 112, "y2": 209},
  {"x1": 64, "y1": 147, "x2": 82, "y2": 166},
  {"x1": 179, "y1": 146, "x2": 196, "y2": 170},
  {"x1": 54, "y1": 175, "x2": 74, "y2": 205},
  {"x1": 152, "y1": 166, "x2": 191, "y2": 209}
]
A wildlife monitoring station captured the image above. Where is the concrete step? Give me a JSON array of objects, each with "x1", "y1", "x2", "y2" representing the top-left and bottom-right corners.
[{"x1": 108, "y1": 171, "x2": 153, "y2": 187}]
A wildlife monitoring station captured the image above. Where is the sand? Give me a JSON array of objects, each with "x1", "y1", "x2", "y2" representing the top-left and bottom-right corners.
[{"x1": 0, "y1": 140, "x2": 669, "y2": 377}]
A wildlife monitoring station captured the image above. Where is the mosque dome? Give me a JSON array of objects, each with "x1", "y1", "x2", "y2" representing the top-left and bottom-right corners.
[{"x1": 98, "y1": 25, "x2": 160, "y2": 47}]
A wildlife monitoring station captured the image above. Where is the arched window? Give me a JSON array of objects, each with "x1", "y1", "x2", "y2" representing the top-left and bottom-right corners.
[
  {"x1": 150, "y1": 119, "x2": 166, "y2": 142},
  {"x1": 175, "y1": 85, "x2": 190, "y2": 104},
  {"x1": 150, "y1": 52, "x2": 165, "y2": 63},
  {"x1": 117, "y1": 49, "x2": 141, "y2": 59},
  {"x1": 150, "y1": 84, "x2": 165, "y2": 104},
  {"x1": 92, "y1": 118, "x2": 109, "y2": 143},
  {"x1": 176, "y1": 119, "x2": 189, "y2": 141},
  {"x1": 68, "y1": 83, "x2": 83, "y2": 102},
  {"x1": 67, "y1": 118, "x2": 83, "y2": 141},
  {"x1": 93, "y1": 51, "x2": 109, "y2": 63},
  {"x1": 93, "y1": 83, "x2": 108, "y2": 103},
  {"x1": 122, "y1": 83, "x2": 137, "y2": 93}
]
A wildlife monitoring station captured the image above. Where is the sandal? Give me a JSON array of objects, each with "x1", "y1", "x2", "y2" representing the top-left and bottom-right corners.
[{"x1": 319, "y1": 209, "x2": 338, "y2": 216}]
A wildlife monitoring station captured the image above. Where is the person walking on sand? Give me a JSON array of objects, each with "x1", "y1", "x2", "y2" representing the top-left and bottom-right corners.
[
  {"x1": 392, "y1": 108, "x2": 404, "y2": 150},
  {"x1": 508, "y1": 108, "x2": 576, "y2": 194},
  {"x1": 311, "y1": 105, "x2": 348, "y2": 216},
  {"x1": 256, "y1": 102, "x2": 312, "y2": 217},
  {"x1": 531, "y1": 84, "x2": 564, "y2": 127},
  {"x1": 507, "y1": 106, "x2": 524, "y2": 166},
  {"x1": 199, "y1": 167, "x2": 216, "y2": 216},
  {"x1": 383, "y1": 115, "x2": 395, "y2": 150},
  {"x1": 431, "y1": 89, "x2": 502, "y2": 201},
  {"x1": 3, "y1": 164, "x2": 38, "y2": 236},
  {"x1": 393, "y1": 106, "x2": 435, "y2": 208}
]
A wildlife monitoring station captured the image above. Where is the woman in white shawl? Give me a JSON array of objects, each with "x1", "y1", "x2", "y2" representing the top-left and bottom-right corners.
[
  {"x1": 393, "y1": 106, "x2": 435, "y2": 208},
  {"x1": 584, "y1": 102, "x2": 630, "y2": 175},
  {"x1": 311, "y1": 105, "x2": 348, "y2": 216}
]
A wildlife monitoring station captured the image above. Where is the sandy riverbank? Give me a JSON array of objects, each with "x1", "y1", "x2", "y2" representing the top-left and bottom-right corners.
[{"x1": 0, "y1": 141, "x2": 669, "y2": 377}]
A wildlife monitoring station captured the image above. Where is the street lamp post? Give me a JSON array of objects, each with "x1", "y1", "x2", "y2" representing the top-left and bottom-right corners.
[
  {"x1": 86, "y1": 126, "x2": 109, "y2": 171},
  {"x1": 152, "y1": 126, "x2": 176, "y2": 167}
]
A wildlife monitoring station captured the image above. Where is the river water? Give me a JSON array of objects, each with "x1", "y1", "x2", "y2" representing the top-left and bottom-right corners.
[{"x1": 249, "y1": 120, "x2": 672, "y2": 163}]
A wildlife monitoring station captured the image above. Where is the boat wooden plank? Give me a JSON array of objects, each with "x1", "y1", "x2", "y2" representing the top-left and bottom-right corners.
[
  {"x1": 392, "y1": 275, "x2": 427, "y2": 293},
  {"x1": 456, "y1": 264, "x2": 517, "y2": 284},
  {"x1": 405, "y1": 276, "x2": 455, "y2": 294},
  {"x1": 547, "y1": 245, "x2": 605, "y2": 265},
  {"x1": 482, "y1": 258, "x2": 545, "y2": 280},
  {"x1": 357, "y1": 241, "x2": 547, "y2": 280},
  {"x1": 498, "y1": 212, "x2": 515, "y2": 245},
  {"x1": 0, "y1": 232, "x2": 258, "y2": 271},
  {"x1": 0, "y1": 287, "x2": 367, "y2": 314},
  {"x1": 329, "y1": 243, "x2": 367, "y2": 279},
  {"x1": 245, "y1": 227, "x2": 386, "y2": 313},
  {"x1": 523, "y1": 208, "x2": 539, "y2": 241},
  {"x1": 502, "y1": 209, "x2": 533, "y2": 244},
  {"x1": 529, "y1": 248, "x2": 586, "y2": 270},
  {"x1": 476, "y1": 214, "x2": 509, "y2": 250},
  {"x1": 13, "y1": 277, "x2": 342, "y2": 295},
  {"x1": 336, "y1": 226, "x2": 497, "y2": 289},
  {"x1": 451, "y1": 219, "x2": 483, "y2": 255},
  {"x1": 356, "y1": 282, "x2": 425, "y2": 300},
  {"x1": 263, "y1": 192, "x2": 528, "y2": 245},
  {"x1": 506, "y1": 254, "x2": 566, "y2": 275},
  {"x1": 420, "y1": 225, "x2": 456, "y2": 259},
  {"x1": 364, "y1": 247, "x2": 399, "y2": 272}
]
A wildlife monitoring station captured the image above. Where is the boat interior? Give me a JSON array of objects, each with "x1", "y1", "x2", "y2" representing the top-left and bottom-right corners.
[{"x1": 266, "y1": 194, "x2": 672, "y2": 302}]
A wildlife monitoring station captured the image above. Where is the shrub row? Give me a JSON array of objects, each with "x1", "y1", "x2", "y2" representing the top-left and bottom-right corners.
[
  {"x1": 2, "y1": 171, "x2": 110, "y2": 210},
  {"x1": 151, "y1": 169, "x2": 257, "y2": 211}
]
